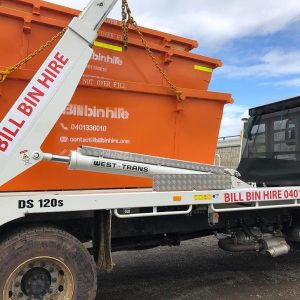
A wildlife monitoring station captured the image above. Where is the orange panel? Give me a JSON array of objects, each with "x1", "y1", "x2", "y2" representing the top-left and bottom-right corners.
[
  {"x1": 0, "y1": 0, "x2": 222, "y2": 90},
  {"x1": 0, "y1": 78, "x2": 232, "y2": 191},
  {"x1": 0, "y1": 0, "x2": 233, "y2": 192}
]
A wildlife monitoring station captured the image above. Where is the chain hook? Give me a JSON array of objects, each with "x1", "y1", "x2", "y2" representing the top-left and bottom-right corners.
[
  {"x1": 121, "y1": 0, "x2": 184, "y2": 102},
  {"x1": 0, "y1": 28, "x2": 66, "y2": 84},
  {"x1": 175, "y1": 91, "x2": 183, "y2": 102},
  {"x1": 0, "y1": 69, "x2": 10, "y2": 84}
]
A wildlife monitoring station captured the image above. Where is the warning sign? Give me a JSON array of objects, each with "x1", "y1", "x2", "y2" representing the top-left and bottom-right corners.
[{"x1": 20, "y1": 150, "x2": 31, "y2": 166}]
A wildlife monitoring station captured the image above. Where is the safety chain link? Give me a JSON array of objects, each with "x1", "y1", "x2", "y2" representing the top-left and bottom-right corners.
[
  {"x1": 121, "y1": 0, "x2": 183, "y2": 102},
  {"x1": 0, "y1": 28, "x2": 67, "y2": 83}
]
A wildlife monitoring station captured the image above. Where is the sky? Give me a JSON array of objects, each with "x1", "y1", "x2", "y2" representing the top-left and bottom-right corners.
[{"x1": 44, "y1": 0, "x2": 300, "y2": 137}]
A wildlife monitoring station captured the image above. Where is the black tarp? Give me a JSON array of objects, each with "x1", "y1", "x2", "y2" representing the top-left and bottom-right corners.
[
  {"x1": 237, "y1": 96, "x2": 300, "y2": 186},
  {"x1": 238, "y1": 158, "x2": 300, "y2": 186},
  {"x1": 249, "y1": 96, "x2": 300, "y2": 117}
]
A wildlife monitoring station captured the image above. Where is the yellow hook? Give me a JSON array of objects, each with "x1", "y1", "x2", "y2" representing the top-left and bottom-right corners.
[{"x1": 0, "y1": 69, "x2": 10, "y2": 83}]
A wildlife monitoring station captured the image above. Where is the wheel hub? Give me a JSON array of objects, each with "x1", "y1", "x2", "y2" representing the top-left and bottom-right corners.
[
  {"x1": 3, "y1": 256, "x2": 74, "y2": 300},
  {"x1": 21, "y1": 267, "x2": 51, "y2": 297}
]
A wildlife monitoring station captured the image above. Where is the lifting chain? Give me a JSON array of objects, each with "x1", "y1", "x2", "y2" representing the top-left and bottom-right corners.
[
  {"x1": 121, "y1": 0, "x2": 183, "y2": 102},
  {"x1": 0, "y1": 28, "x2": 66, "y2": 83}
]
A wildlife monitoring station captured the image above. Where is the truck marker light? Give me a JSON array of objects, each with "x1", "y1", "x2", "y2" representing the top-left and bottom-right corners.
[
  {"x1": 173, "y1": 196, "x2": 182, "y2": 201},
  {"x1": 213, "y1": 213, "x2": 219, "y2": 219}
]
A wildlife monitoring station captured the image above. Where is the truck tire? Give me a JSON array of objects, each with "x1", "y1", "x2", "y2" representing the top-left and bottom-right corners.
[{"x1": 0, "y1": 226, "x2": 97, "y2": 300}]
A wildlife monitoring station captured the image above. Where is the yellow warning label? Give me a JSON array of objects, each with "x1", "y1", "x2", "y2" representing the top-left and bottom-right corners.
[
  {"x1": 194, "y1": 194, "x2": 212, "y2": 201},
  {"x1": 194, "y1": 65, "x2": 213, "y2": 73},
  {"x1": 94, "y1": 41, "x2": 123, "y2": 52}
]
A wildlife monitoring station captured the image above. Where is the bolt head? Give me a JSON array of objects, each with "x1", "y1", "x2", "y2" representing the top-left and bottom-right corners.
[{"x1": 32, "y1": 152, "x2": 41, "y2": 160}]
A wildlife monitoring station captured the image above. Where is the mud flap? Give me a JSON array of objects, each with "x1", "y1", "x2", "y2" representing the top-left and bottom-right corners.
[{"x1": 94, "y1": 210, "x2": 114, "y2": 272}]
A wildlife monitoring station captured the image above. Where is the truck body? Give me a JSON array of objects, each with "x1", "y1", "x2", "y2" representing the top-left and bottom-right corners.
[{"x1": 0, "y1": 1, "x2": 300, "y2": 299}]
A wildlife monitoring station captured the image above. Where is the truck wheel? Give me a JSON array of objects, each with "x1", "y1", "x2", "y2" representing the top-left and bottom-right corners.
[{"x1": 0, "y1": 226, "x2": 97, "y2": 300}]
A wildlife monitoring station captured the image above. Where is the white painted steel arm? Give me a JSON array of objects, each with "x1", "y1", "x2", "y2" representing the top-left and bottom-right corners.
[{"x1": 0, "y1": 0, "x2": 118, "y2": 186}]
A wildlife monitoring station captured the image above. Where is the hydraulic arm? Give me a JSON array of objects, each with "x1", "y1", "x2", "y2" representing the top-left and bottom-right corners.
[{"x1": 0, "y1": 0, "x2": 118, "y2": 186}]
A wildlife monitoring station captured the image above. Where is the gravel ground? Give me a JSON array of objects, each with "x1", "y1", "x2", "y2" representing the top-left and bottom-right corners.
[{"x1": 97, "y1": 236, "x2": 300, "y2": 300}]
